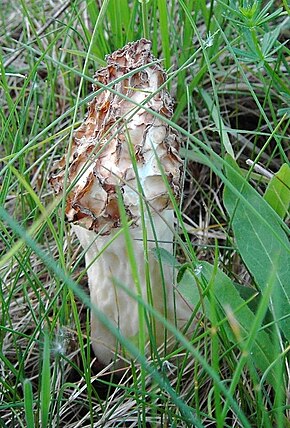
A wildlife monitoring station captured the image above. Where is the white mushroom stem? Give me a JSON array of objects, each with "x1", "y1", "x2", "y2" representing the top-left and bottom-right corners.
[
  {"x1": 50, "y1": 39, "x2": 192, "y2": 365},
  {"x1": 72, "y1": 211, "x2": 190, "y2": 365}
]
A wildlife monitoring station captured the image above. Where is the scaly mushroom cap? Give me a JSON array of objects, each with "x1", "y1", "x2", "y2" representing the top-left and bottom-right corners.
[{"x1": 50, "y1": 39, "x2": 183, "y2": 234}]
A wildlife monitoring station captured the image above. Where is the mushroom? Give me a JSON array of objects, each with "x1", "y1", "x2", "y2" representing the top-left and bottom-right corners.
[{"x1": 50, "y1": 39, "x2": 191, "y2": 366}]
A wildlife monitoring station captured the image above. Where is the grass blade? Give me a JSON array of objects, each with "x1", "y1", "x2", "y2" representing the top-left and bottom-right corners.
[
  {"x1": 23, "y1": 379, "x2": 35, "y2": 428},
  {"x1": 40, "y1": 330, "x2": 51, "y2": 427}
]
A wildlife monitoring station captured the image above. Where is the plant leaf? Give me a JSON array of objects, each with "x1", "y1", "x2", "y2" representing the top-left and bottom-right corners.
[
  {"x1": 177, "y1": 261, "x2": 277, "y2": 386},
  {"x1": 223, "y1": 155, "x2": 290, "y2": 341},
  {"x1": 23, "y1": 379, "x2": 35, "y2": 428},
  {"x1": 151, "y1": 246, "x2": 180, "y2": 267},
  {"x1": 233, "y1": 283, "x2": 273, "y2": 326},
  {"x1": 264, "y1": 163, "x2": 290, "y2": 219},
  {"x1": 40, "y1": 331, "x2": 51, "y2": 427}
]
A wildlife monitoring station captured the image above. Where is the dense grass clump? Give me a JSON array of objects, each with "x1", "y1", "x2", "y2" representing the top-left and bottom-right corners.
[{"x1": 0, "y1": 1, "x2": 289, "y2": 427}]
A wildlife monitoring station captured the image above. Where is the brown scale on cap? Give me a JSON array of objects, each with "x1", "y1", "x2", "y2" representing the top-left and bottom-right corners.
[{"x1": 50, "y1": 39, "x2": 183, "y2": 235}]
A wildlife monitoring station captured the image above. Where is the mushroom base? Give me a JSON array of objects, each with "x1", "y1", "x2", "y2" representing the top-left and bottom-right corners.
[{"x1": 72, "y1": 211, "x2": 192, "y2": 366}]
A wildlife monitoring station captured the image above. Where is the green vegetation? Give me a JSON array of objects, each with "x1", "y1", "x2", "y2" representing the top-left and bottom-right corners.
[{"x1": 0, "y1": 0, "x2": 289, "y2": 426}]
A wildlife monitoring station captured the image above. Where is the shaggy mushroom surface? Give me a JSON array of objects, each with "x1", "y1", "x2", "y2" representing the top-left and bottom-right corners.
[{"x1": 50, "y1": 39, "x2": 192, "y2": 365}]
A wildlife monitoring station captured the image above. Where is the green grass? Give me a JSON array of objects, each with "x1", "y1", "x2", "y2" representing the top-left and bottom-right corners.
[{"x1": 0, "y1": 0, "x2": 289, "y2": 427}]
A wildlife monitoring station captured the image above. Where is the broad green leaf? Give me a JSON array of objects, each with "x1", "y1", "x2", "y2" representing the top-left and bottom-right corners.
[
  {"x1": 177, "y1": 261, "x2": 277, "y2": 386},
  {"x1": 233, "y1": 283, "x2": 273, "y2": 326},
  {"x1": 223, "y1": 155, "x2": 290, "y2": 341},
  {"x1": 264, "y1": 163, "x2": 290, "y2": 219},
  {"x1": 152, "y1": 247, "x2": 180, "y2": 267},
  {"x1": 178, "y1": 268, "x2": 202, "y2": 305}
]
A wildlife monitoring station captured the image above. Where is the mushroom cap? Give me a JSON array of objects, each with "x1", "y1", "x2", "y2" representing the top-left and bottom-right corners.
[{"x1": 50, "y1": 39, "x2": 183, "y2": 235}]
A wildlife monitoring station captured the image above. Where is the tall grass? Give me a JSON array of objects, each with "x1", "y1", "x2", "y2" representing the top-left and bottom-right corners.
[{"x1": 0, "y1": 0, "x2": 289, "y2": 427}]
